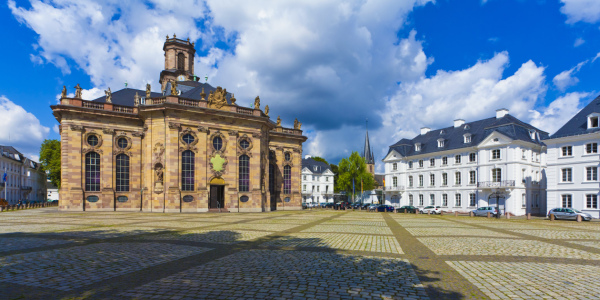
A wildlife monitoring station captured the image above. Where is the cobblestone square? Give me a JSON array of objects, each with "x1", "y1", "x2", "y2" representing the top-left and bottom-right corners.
[{"x1": 1, "y1": 208, "x2": 600, "y2": 299}]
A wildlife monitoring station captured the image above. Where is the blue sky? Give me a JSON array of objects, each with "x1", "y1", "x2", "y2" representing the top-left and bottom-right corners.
[{"x1": 1, "y1": 0, "x2": 599, "y2": 168}]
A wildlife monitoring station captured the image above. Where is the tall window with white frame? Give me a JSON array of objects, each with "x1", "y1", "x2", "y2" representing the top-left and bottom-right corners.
[
  {"x1": 409, "y1": 194, "x2": 413, "y2": 206},
  {"x1": 392, "y1": 176, "x2": 397, "y2": 187},
  {"x1": 419, "y1": 160, "x2": 423, "y2": 168},
  {"x1": 492, "y1": 168, "x2": 501, "y2": 183},
  {"x1": 469, "y1": 193, "x2": 476, "y2": 207},
  {"x1": 442, "y1": 194, "x2": 448, "y2": 207},
  {"x1": 419, "y1": 175, "x2": 423, "y2": 187},
  {"x1": 586, "y1": 166, "x2": 598, "y2": 181},
  {"x1": 442, "y1": 173, "x2": 448, "y2": 186},
  {"x1": 116, "y1": 153, "x2": 129, "y2": 192},
  {"x1": 561, "y1": 194, "x2": 572, "y2": 207},
  {"x1": 442, "y1": 156, "x2": 448, "y2": 165},
  {"x1": 419, "y1": 194, "x2": 424, "y2": 206},
  {"x1": 455, "y1": 172, "x2": 461, "y2": 185},
  {"x1": 85, "y1": 152, "x2": 101, "y2": 192},
  {"x1": 429, "y1": 174, "x2": 435, "y2": 186},
  {"x1": 393, "y1": 163, "x2": 397, "y2": 171},
  {"x1": 491, "y1": 149, "x2": 501, "y2": 160},
  {"x1": 408, "y1": 161, "x2": 413, "y2": 169},
  {"x1": 522, "y1": 194, "x2": 526, "y2": 208},
  {"x1": 429, "y1": 158, "x2": 435, "y2": 167},
  {"x1": 181, "y1": 150, "x2": 195, "y2": 191},
  {"x1": 408, "y1": 176, "x2": 413, "y2": 187},
  {"x1": 239, "y1": 155, "x2": 250, "y2": 192},
  {"x1": 586, "y1": 194, "x2": 598, "y2": 209},
  {"x1": 586, "y1": 143, "x2": 598, "y2": 154},
  {"x1": 469, "y1": 170, "x2": 476, "y2": 184},
  {"x1": 429, "y1": 194, "x2": 435, "y2": 205},
  {"x1": 455, "y1": 155, "x2": 461, "y2": 164},
  {"x1": 561, "y1": 146, "x2": 572, "y2": 157},
  {"x1": 561, "y1": 168, "x2": 572, "y2": 182},
  {"x1": 469, "y1": 153, "x2": 476, "y2": 162},
  {"x1": 455, "y1": 193, "x2": 462, "y2": 207}
]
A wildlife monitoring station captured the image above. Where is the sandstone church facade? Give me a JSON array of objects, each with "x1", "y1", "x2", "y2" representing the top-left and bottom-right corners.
[{"x1": 52, "y1": 35, "x2": 306, "y2": 212}]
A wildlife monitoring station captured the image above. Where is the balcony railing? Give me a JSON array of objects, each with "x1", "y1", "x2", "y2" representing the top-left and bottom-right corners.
[
  {"x1": 477, "y1": 180, "x2": 515, "y2": 188},
  {"x1": 384, "y1": 186, "x2": 405, "y2": 191}
]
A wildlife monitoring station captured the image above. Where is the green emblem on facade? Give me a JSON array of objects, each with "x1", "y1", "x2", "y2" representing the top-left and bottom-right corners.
[{"x1": 211, "y1": 154, "x2": 226, "y2": 172}]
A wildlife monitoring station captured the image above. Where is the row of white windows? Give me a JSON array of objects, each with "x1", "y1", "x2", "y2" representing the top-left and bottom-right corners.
[
  {"x1": 302, "y1": 175, "x2": 330, "y2": 182},
  {"x1": 302, "y1": 185, "x2": 331, "y2": 192},
  {"x1": 392, "y1": 149, "x2": 541, "y2": 171},
  {"x1": 392, "y1": 169, "x2": 503, "y2": 187},
  {"x1": 560, "y1": 143, "x2": 598, "y2": 157},
  {"x1": 561, "y1": 167, "x2": 598, "y2": 182},
  {"x1": 561, "y1": 194, "x2": 599, "y2": 209},
  {"x1": 408, "y1": 193, "x2": 476, "y2": 207}
]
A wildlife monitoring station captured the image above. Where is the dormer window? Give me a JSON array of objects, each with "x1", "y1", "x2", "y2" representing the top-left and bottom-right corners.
[
  {"x1": 437, "y1": 138, "x2": 444, "y2": 148},
  {"x1": 529, "y1": 130, "x2": 537, "y2": 140},
  {"x1": 415, "y1": 143, "x2": 421, "y2": 152},
  {"x1": 463, "y1": 133, "x2": 471, "y2": 144},
  {"x1": 588, "y1": 113, "x2": 600, "y2": 129},
  {"x1": 440, "y1": 130, "x2": 445, "y2": 135},
  {"x1": 464, "y1": 125, "x2": 470, "y2": 130}
]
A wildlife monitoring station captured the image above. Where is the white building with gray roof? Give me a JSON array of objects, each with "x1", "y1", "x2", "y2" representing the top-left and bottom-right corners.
[
  {"x1": 0, "y1": 145, "x2": 47, "y2": 204},
  {"x1": 301, "y1": 156, "x2": 335, "y2": 204},
  {"x1": 545, "y1": 94, "x2": 600, "y2": 218},
  {"x1": 382, "y1": 109, "x2": 547, "y2": 216}
]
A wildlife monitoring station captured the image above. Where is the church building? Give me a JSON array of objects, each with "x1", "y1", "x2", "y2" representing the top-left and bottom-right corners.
[{"x1": 52, "y1": 35, "x2": 307, "y2": 212}]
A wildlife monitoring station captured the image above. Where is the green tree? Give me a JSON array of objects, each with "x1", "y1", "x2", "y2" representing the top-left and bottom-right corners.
[
  {"x1": 336, "y1": 151, "x2": 375, "y2": 200},
  {"x1": 39, "y1": 139, "x2": 61, "y2": 188},
  {"x1": 311, "y1": 156, "x2": 329, "y2": 165}
]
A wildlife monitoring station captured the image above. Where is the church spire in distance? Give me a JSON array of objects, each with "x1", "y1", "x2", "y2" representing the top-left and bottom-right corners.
[{"x1": 363, "y1": 119, "x2": 375, "y2": 165}]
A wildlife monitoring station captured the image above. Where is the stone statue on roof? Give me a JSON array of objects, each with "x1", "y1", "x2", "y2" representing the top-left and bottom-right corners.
[
  {"x1": 294, "y1": 118, "x2": 299, "y2": 129},
  {"x1": 74, "y1": 84, "x2": 82, "y2": 99},
  {"x1": 170, "y1": 80, "x2": 178, "y2": 95},
  {"x1": 254, "y1": 96, "x2": 260, "y2": 110},
  {"x1": 276, "y1": 116, "x2": 281, "y2": 127},
  {"x1": 61, "y1": 86, "x2": 67, "y2": 99},
  {"x1": 265, "y1": 105, "x2": 269, "y2": 116},
  {"x1": 105, "y1": 87, "x2": 112, "y2": 103},
  {"x1": 146, "y1": 84, "x2": 151, "y2": 99},
  {"x1": 134, "y1": 92, "x2": 140, "y2": 106}
]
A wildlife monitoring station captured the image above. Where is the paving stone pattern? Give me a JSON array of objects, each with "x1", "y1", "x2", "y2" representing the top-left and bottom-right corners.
[{"x1": 0, "y1": 207, "x2": 599, "y2": 299}]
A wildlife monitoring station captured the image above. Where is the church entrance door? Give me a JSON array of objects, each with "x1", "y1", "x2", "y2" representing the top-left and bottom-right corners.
[{"x1": 209, "y1": 185, "x2": 224, "y2": 209}]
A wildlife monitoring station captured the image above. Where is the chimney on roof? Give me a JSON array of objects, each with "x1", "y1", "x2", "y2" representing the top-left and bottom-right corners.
[
  {"x1": 496, "y1": 108, "x2": 509, "y2": 119},
  {"x1": 420, "y1": 127, "x2": 431, "y2": 135},
  {"x1": 454, "y1": 119, "x2": 465, "y2": 128},
  {"x1": 305, "y1": 155, "x2": 312, "y2": 159}
]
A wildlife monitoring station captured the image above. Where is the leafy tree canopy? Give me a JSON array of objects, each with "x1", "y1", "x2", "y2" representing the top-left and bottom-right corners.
[
  {"x1": 40, "y1": 139, "x2": 61, "y2": 188},
  {"x1": 335, "y1": 151, "x2": 375, "y2": 196},
  {"x1": 311, "y1": 156, "x2": 329, "y2": 165}
]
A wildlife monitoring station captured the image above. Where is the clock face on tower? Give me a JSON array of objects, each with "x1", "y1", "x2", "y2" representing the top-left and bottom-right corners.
[{"x1": 177, "y1": 75, "x2": 186, "y2": 81}]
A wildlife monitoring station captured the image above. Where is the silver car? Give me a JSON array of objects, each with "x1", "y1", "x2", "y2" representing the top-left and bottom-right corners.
[
  {"x1": 548, "y1": 208, "x2": 593, "y2": 221},
  {"x1": 471, "y1": 206, "x2": 498, "y2": 217}
]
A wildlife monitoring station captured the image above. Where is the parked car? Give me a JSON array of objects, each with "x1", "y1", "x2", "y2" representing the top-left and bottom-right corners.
[
  {"x1": 367, "y1": 204, "x2": 379, "y2": 211},
  {"x1": 361, "y1": 203, "x2": 371, "y2": 210},
  {"x1": 471, "y1": 206, "x2": 498, "y2": 217},
  {"x1": 398, "y1": 205, "x2": 419, "y2": 213},
  {"x1": 351, "y1": 203, "x2": 363, "y2": 209},
  {"x1": 420, "y1": 206, "x2": 442, "y2": 214},
  {"x1": 319, "y1": 203, "x2": 328, "y2": 208},
  {"x1": 548, "y1": 208, "x2": 593, "y2": 221},
  {"x1": 376, "y1": 205, "x2": 395, "y2": 212}
]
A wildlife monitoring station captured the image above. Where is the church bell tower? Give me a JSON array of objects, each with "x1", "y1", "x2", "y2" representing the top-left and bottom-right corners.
[
  {"x1": 159, "y1": 34, "x2": 197, "y2": 91},
  {"x1": 363, "y1": 122, "x2": 375, "y2": 176}
]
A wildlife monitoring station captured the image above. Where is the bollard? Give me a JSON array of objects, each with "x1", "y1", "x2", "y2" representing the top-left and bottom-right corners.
[
  {"x1": 394, "y1": 208, "x2": 397, "y2": 213},
  {"x1": 404, "y1": 209, "x2": 407, "y2": 214},
  {"x1": 454, "y1": 211, "x2": 458, "y2": 217},
  {"x1": 550, "y1": 214, "x2": 555, "y2": 221},
  {"x1": 487, "y1": 212, "x2": 491, "y2": 218},
  {"x1": 427, "y1": 210, "x2": 430, "y2": 215},
  {"x1": 506, "y1": 212, "x2": 510, "y2": 219},
  {"x1": 441, "y1": 211, "x2": 444, "y2": 216},
  {"x1": 527, "y1": 213, "x2": 531, "y2": 220},
  {"x1": 469, "y1": 211, "x2": 473, "y2": 217},
  {"x1": 577, "y1": 214, "x2": 582, "y2": 222},
  {"x1": 0, "y1": 206, "x2": 3, "y2": 212}
]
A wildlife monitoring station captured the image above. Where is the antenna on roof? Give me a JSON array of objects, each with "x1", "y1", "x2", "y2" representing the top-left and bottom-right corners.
[
  {"x1": 124, "y1": 81, "x2": 128, "y2": 88},
  {"x1": 205, "y1": 74, "x2": 208, "y2": 82}
]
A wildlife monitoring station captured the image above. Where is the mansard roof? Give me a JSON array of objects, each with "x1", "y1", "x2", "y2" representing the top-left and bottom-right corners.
[
  {"x1": 302, "y1": 157, "x2": 332, "y2": 175},
  {"x1": 386, "y1": 114, "x2": 548, "y2": 158},
  {"x1": 91, "y1": 82, "x2": 236, "y2": 107},
  {"x1": 549, "y1": 94, "x2": 600, "y2": 139}
]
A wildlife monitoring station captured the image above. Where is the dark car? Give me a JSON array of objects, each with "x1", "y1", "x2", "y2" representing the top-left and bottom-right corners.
[
  {"x1": 351, "y1": 203, "x2": 362, "y2": 209},
  {"x1": 398, "y1": 205, "x2": 419, "y2": 213},
  {"x1": 324, "y1": 203, "x2": 335, "y2": 209},
  {"x1": 361, "y1": 203, "x2": 371, "y2": 210},
  {"x1": 377, "y1": 205, "x2": 395, "y2": 212}
]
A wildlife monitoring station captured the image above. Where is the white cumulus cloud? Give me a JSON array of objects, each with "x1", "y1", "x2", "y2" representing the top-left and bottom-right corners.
[
  {"x1": 0, "y1": 95, "x2": 50, "y2": 159},
  {"x1": 552, "y1": 60, "x2": 588, "y2": 91},
  {"x1": 529, "y1": 92, "x2": 589, "y2": 135},
  {"x1": 560, "y1": 0, "x2": 600, "y2": 24}
]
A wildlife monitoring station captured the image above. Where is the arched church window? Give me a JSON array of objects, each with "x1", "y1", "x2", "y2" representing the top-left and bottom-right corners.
[
  {"x1": 177, "y1": 53, "x2": 185, "y2": 71},
  {"x1": 116, "y1": 154, "x2": 129, "y2": 192},
  {"x1": 213, "y1": 136, "x2": 223, "y2": 151},
  {"x1": 85, "y1": 152, "x2": 100, "y2": 191},
  {"x1": 239, "y1": 155, "x2": 250, "y2": 192},
  {"x1": 181, "y1": 150, "x2": 195, "y2": 191},
  {"x1": 283, "y1": 165, "x2": 291, "y2": 194}
]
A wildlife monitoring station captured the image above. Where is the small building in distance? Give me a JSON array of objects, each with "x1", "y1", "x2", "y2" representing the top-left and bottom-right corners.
[
  {"x1": 0, "y1": 145, "x2": 47, "y2": 204},
  {"x1": 301, "y1": 155, "x2": 334, "y2": 204},
  {"x1": 545, "y1": 94, "x2": 600, "y2": 218}
]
